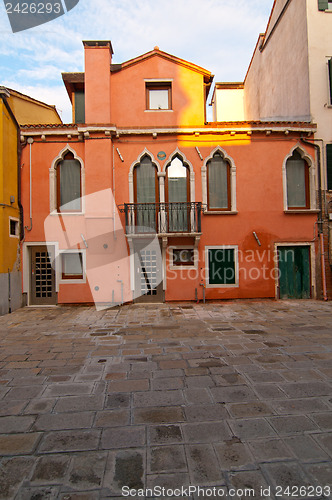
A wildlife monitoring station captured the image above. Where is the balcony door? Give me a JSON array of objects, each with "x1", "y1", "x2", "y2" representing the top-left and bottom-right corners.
[
  {"x1": 134, "y1": 156, "x2": 159, "y2": 232},
  {"x1": 166, "y1": 156, "x2": 190, "y2": 232}
]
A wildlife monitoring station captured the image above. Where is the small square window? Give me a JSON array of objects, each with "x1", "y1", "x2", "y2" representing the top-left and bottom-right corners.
[
  {"x1": 146, "y1": 82, "x2": 172, "y2": 110},
  {"x1": 9, "y1": 218, "x2": 19, "y2": 237},
  {"x1": 61, "y1": 252, "x2": 84, "y2": 280},
  {"x1": 173, "y1": 248, "x2": 195, "y2": 267}
]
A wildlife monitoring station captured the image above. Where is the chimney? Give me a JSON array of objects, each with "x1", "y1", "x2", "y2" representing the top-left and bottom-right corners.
[{"x1": 83, "y1": 40, "x2": 113, "y2": 124}]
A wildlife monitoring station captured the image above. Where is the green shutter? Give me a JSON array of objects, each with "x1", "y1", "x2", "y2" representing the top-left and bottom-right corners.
[
  {"x1": 74, "y1": 91, "x2": 85, "y2": 124},
  {"x1": 318, "y1": 0, "x2": 328, "y2": 10},
  {"x1": 328, "y1": 58, "x2": 332, "y2": 105},
  {"x1": 327, "y1": 144, "x2": 332, "y2": 191},
  {"x1": 208, "y1": 248, "x2": 236, "y2": 285}
]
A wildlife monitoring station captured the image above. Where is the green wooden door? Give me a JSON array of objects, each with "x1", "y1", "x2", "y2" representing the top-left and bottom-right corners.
[{"x1": 278, "y1": 246, "x2": 311, "y2": 299}]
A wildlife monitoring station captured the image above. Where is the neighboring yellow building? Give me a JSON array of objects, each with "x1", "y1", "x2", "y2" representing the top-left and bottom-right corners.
[
  {"x1": 0, "y1": 88, "x2": 21, "y2": 314},
  {"x1": 6, "y1": 88, "x2": 62, "y2": 125},
  {"x1": 0, "y1": 86, "x2": 61, "y2": 315}
]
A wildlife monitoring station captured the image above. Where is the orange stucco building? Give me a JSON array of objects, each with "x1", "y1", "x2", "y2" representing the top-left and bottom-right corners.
[{"x1": 20, "y1": 41, "x2": 319, "y2": 307}]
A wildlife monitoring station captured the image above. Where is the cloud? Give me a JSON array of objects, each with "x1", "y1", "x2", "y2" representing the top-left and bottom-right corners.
[
  {"x1": 0, "y1": 0, "x2": 274, "y2": 123},
  {"x1": 3, "y1": 80, "x2": 71, "y2": 121}
]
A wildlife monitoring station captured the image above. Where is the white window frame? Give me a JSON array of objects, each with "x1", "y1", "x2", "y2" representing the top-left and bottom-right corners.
[
  {"x1": 49, "y1": 145, "x2": 85, "y2": 215},
  {"x1": 282, "y1": 145, "x2": 316, "y2": 213},
  {"x1": 202, "y1": 146, "x2": 237, "y2": 214},
  {"x1": 59, "y1": 249, "x2": 86, "y2": 284},
  {"x1": 205, "y1": 245, "x2": 239, "y2": 288},
  {"x1": 9, "y1": 217, "x2": 19, "y2": 238},
  {"x1": 144, "y1": 79, "x2": 173, "y2": 112}
]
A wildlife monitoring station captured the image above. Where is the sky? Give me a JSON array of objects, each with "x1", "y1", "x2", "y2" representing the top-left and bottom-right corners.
[{"x1": 0, "y1": 0, "x2": 275, "y2": 123}]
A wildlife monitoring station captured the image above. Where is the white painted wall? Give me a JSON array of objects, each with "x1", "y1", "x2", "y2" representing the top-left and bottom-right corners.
[
  {"x1": 306, "y1": 1, "x2": 332, "y2": 149},
  {"x1": 212, "y1": 88, "x2": 244, "y2": 122}
]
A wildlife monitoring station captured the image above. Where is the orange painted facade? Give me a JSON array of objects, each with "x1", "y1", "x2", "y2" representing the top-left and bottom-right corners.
[{"x1": 21, "y1": 42, "x2": 319, "y2": 306}]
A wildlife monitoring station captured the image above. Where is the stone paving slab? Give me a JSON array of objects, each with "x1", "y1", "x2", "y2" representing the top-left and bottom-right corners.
[{"x1": 0, "y1": 300, "x2": 331, "y2": 499}]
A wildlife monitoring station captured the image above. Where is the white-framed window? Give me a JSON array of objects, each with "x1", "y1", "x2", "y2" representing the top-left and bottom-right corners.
[
  {"x1": 49, "y1": 146, "x2": 85, "y2": 215},
  {"x1": 169, "y1": 246, "x2": 197, "y2": 270},
  {"x1": 145, "y1": 80, "x2": 172, "y2": 110},
  {"x1": 202, "y1": 147, "x2": 237, "y2": 214},
  {"x1": 9, "y1": 217, "x2": 19, "y2": 238},
  {"x1": 205, "y1": 245, "x2": 239, "y2": 288},
  {"x1": 60, "y1": 250, "x2": 85, "y2": 282},
  {"x1": 283, "y1": 147, "x2": 316, "y2": 212}
]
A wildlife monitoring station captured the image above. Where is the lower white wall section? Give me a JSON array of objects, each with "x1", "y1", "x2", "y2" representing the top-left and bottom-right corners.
[{"x1": 0, "y1": 270, "x2": 22, "y2": 315}]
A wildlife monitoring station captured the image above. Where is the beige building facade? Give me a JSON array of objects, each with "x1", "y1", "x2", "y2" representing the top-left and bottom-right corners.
[{"x1": 212, "y1": 0, "x2": 332, "y2": 299}]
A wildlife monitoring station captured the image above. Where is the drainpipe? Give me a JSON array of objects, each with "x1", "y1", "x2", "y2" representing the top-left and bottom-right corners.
[
  {"x1": 199, "y1": 281, "x2": 205, "y2": 304},
  {"x1": 25, "y1": 138, "x2": 34, "y2": 232},
  {"x1": 112, "y1": 143, "x2": 116, "y2": 239},
  {"x1": 301, "y1": 136, "x2": 328, "y2": 301}
]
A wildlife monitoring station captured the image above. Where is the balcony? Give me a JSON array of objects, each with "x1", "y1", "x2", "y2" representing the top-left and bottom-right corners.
[{"x1": 119, "y1": 202, "x2": 203, "y2": 235}]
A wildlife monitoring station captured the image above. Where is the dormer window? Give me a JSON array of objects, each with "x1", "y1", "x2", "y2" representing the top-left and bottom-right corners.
[{"x1": 146, "y1": 81, "x2": 172, "y2": 110}]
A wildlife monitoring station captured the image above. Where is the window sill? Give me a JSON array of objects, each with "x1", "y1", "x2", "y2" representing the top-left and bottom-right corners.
[
  {"x1": 144, "y1": 109, "x2": 173, "y2": 112},
  {"x1": 284, "y1": 209, "x2": 320, "y2": 214},
  {"x1": 60, "y1": 278, "x2": 86, "y2": 284},
  {"x1": 169, "y1": 265, "x2": 198, "y2": 271},
  {"x1": 50, "y1": 211, "x2": 84, "y2": 216},
  {"x1": 206, "y1": 283, "x2": 239, "y2": 289},
  {"x1": 203, "y1": 210, "x2": 238, "y2": 215}
]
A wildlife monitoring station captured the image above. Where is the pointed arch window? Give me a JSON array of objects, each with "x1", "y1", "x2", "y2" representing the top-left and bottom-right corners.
[
  {"x1": 166, "y1": 156, "x2": 190, "y2": 232},
  {"x1": 56, "y1": 152, "x2": 82, "y2": 212},
  {"x1": 207, "y1": 152, "x2": 231, "y2": 211},
  {"x1": 286, "y1": 150, "x2": 310, "y2": 209},
  {"x1": 202, "y1": 148, "x2": 236, "y2": 214},
  {"x1": 133, "y1": 155, "x2": 159, "y2": 231}
]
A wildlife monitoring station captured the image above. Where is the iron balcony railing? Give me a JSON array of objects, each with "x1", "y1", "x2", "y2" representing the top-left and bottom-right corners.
[{"x1": 119, "y1": 202, "x2": 203, "y2": 234}]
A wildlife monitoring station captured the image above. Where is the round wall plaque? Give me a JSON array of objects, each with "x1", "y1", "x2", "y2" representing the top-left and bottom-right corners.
[{"x1": 157, "y1": 151, "x2": 166, "y2": 160}]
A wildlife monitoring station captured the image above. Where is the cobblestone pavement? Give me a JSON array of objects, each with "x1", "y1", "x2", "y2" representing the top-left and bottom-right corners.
[{"x1": 0, "y1": 300, "x2": 332, "y2": 499}]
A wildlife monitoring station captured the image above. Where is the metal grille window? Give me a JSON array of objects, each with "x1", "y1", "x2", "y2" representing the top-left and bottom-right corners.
[
  {"x1": 35, "y1": 251, "x2": 54, "y2": 298},
  {"x1": 139, "y1": 249, "x2": 158, "y2": 295}
]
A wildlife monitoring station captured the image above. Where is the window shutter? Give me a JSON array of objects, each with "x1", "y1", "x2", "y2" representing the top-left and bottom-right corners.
[
  {"x1": 208, "y1": 248, "x2": 236, "y2": 285},
  {"x1": 327, "y1": 144, "x2": 332, "y2": 191},
  {"x1": 328, "y1": 58, "x2": 332, "y2": 105},
  {"x1": 74, "y1": 92, "x2": 85, "y2": 124},
  {"x1": 318, "y1": 0, "x2": 328, "y2": 10}
]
